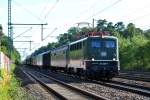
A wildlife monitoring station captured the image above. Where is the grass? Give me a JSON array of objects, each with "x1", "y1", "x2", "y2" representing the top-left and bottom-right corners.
[{"x1": 0, "y1": 64, "x2": 34, "y2": 100}]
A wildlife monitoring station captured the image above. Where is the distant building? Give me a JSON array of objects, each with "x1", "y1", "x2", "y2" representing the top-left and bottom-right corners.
[
  {"x1": 76, "y1": 22, "x2": 91, "y2": 28},
  {"x1": 0, "y1": 52, "x2": 10, "y2": 75}
]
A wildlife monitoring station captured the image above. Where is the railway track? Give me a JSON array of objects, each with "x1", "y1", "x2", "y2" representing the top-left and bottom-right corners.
[
  {"x1": 21, "y1": 66, "x2": 150, "y2": 99},
  {"x1": 47, "y1": 70, "x2": 150, "y2": 97},
  {"x1": 22, "y1": 69, "x2": 107, "y2": 100},
  {"x1": 110, "y1": 79, "x2": 150, "y2": 91},
  {"x1": 93, "y1": 80, "x2": 150, "y2": 97},
  {"x1": 118, "y1": 71, "x2": 150, "y2": 82}
]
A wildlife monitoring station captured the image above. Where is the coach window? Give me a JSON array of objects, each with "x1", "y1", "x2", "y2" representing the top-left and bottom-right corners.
[
  {"x1": 79, "y1": 42, "x2": 82, "y2": 49},
  {"x1": 70, "y1": 45, "x2": 72, "y2": 51},
  {"x1": 72, "y1": 44, "x2": 76, "y2": 50},
  {"x1": 70, "y1": 44, "x2": 75, "y2": 51},
  {"x1": 77, "y1": 43, "x2": 79, "y2": 50},
  {"x1": 75, "y1": 43, "x2": 78, "y2": 50},
  {"x1": 74, "y1": 44, "x2": 76, "y2": 50},
  {"x1": 76, "y1": 42, "x2": 81, "y2": 50},
  {"x1": 75, "y1": 44, "x2": 77, "y2": 50},
  {"x1": 82, "y1": 41, "x2": 85, "y2": 47}
]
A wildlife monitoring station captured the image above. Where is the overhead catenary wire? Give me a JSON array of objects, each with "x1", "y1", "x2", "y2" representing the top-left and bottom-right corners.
[
  {"x1": 126, "y1": 12, "x2": 150, "y2": 22},
  {"x1": 85, "y1": 0, "x2": 122, "y2": 20},
  {"x1": 35, "y1": 0, "x2": 59, "y2": 41},
  {"x1": 43, "y1": 28, "x2": 58, "y2": 41},
  {"x1": 53, "y1": 0, "x2": 122, "y2": 32},
  {"x1": 12, "y1": 0, "x2": 120, "y2": 44},
  {"x1": 52, "y1": 0, "x2": 103, "y2": 30},
  {"x1": 13, "y1": 0, "x2": 43, "y2": 21},
  {"x1": 30, "y1": 0, "x2": 122, "y2": 48},
  {"x1": 73, "y1": 0, "x2": 102, "y2": 20},
  {"x1": 13, "y1": 27, "x2": 32, "y2": 39},
  {"x1": 115, "y1": 2, "x2": 150, "y2": 21},
  {"x1": 12, "y1": 0, "x2": 122, "y2": 57},
  {"x1": 39, "y1": 0, "x2": 51, "y2": 17},
  {"x1": 41, "y1": 0, "x2": 60, "y2": 23},
  {"x1": 32, "y1": 0, "x2": 100, "y2": 43},
  {"x1": 12, "y1": 0, "x2": 150, "y2": 58}
]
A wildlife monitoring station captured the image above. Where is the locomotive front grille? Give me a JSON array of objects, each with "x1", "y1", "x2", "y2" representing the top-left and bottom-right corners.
[{"x1": 86, "y1": 60, "x2": 118, "y2": 67}]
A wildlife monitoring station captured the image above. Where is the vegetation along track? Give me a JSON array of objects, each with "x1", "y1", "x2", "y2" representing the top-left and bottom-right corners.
[{"x1": 22, "y1": 69, "x2": 107, "y2": 100}]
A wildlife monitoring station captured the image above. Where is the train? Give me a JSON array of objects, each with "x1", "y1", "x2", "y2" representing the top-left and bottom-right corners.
[{"x1": 25, "y1": 32, "x2": 120, "y2": 80}]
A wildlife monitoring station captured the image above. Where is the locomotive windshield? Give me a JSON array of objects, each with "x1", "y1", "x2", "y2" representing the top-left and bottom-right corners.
[
  {"x1": 91, "y1": 40, "x2": 101, "y2": 48},
  {"x1": 105, "y1": 40, "x2": 115, "y2": 48},
  {"x1": 91, "y1": 40, "x2": 115, "y2": 48},
  {"x1": 88, "y1": 38, "x2": 117, "y2": 60}
]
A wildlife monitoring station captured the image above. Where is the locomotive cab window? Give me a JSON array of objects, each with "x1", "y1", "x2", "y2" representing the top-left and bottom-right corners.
[
  {"x1": 91, "y1": 40, "x2": 101, "y2": 48},
  {"x1": 105, "y1": 40, "x2": 115, "y2": 48},
  {"x1": 83, "y1": 41, "x2": 85, "y2": 46}
]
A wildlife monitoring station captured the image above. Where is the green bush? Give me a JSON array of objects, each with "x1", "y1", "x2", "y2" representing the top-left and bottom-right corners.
[
  {"x1": 119, "y1": 35, "x2": 150, "y2": 71},
  {"x1": 0, "y1": 64, "x2": 33, "y2": 100}
]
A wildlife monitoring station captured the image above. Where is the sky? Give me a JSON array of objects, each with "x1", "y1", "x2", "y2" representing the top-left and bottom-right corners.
[{"x1": 1, "y1": 0, "x2": 150, "y2": 60}]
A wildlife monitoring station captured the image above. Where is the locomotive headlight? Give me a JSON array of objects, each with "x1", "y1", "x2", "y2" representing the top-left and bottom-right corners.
[
  {"x1": 92, "y1": 58, "x2": 95, "y2": 61},
  {"x1": 113, "y1": 58, "x2": 116, "y2": 61}
]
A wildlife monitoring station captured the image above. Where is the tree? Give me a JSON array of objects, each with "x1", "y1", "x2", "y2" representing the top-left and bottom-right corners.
[
  {"x1": 114, "y1": 22, "x2": 125, "y2": 33},
  {"x1": 57, "y1": 33, "x2": 70, "y2": 45},
  {"x1": 0, "y1": 24, "x2": 20, "y2": 63},
  {"x1": 106, "y1": 22, "x2": 115, "y2": 33},
  {"x1": 47, "y1": 42, "x2": 57, "y2": 49},
  {"x1": 78, "y1": 27, "x2": 95, "y2": 37},
  {"x1": 144, "y1": 29, "x2": 150, "y2": 38},
  {"x1": 67, "y1": 27, "x2": 79, "y2": 35},
  {"x1": 96, "y1": 19, "x2": 107, "y2": 31},
  {"x1": 124, "y1": 23, "x2": 136, "y2": 38},
  {"x1": 0, "y1": 24, "x2": 3, "y2": 36}
]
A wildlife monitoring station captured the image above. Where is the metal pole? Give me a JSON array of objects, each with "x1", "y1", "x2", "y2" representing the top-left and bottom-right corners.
[
  {"x1": 92, "y1": 18, "x2": 94, "y2": 28},
  {"x1": 8, "y1": 0, "x2": 13, "y2": 59},
  {"x1": 41, "y1": 24, "x2": 43, "y2": 41},
  {"x1": 29, "y1": 41, "x2": 32, "y2": 51}
]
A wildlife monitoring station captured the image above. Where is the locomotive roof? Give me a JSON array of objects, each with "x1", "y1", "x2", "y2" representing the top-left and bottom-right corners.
[
  {"x1": 69, "y1": 35, "x2": 118, "y2": 45},
  {"x1": 102, "y1": 35, "x2": 118, "y2": 39}
]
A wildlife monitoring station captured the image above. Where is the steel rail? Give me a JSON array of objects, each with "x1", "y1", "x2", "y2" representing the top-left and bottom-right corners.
[
  {"x1": 49, "y1": 70, "x2": 150, "y2": 97},
  {"x1": 33, "y1": 71, "x2": 108, "y2": 100},
  {"x1": 22, "y1": 70, "x2": 67, "y2": 100},
  {"x1": 93, "y1": 80, "x2": 150, "y2": 97}
]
